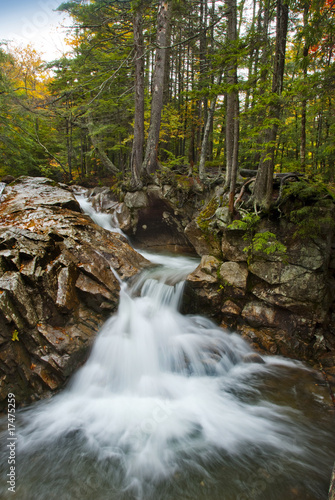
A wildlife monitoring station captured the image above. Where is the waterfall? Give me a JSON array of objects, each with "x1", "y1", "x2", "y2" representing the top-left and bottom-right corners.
[
  {"x1": 0, "y1": 192, "x2": 334, "y2": 500},
  {"x1": 74, "y1": 192, "x2": 125, "y2": 236},
  {"x1": 0, "y1": 182, "x2": 6, "y2": 203}
]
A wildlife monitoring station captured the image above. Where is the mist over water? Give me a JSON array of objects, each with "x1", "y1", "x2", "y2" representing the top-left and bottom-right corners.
[{"x1": 0, "y1": 194, "x2": 334, "y2": 500}]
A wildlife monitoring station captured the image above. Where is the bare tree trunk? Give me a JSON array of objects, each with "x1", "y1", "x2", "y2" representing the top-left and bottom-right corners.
[
  {"x1": 131, "y1": 3, "x2": 145, "y2": 186},
  {"x1": 300, "y1": 2, "x2": 310, "y2": 171},
  {"x1": 253, "y1": 0, "x2": 289, "y2": 210},
  {"x1": 142, "y1": 0, "x2": 171, "y2": 176},
  {"x1": 66, "y1": 115, "x2": 73, "y2": 180},
  {"x1": 228, "y1": 96, "x2": 239, "y2": 213},
  {"x1": 224, "y1": 0, "x2": 239, "y2": 214},
  {"x1": 199, "y1": 94, "x2": 218, "y2": 181}
]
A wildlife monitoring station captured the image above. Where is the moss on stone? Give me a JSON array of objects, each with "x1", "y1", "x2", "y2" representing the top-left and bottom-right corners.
[{"x1": 196, "y1": 198, "x2": 219, "y2": 233}]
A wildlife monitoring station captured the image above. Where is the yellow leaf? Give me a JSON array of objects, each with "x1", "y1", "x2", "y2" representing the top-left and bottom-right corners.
[{"x1": 12, "y1": 330, "x2": 19, "y2": 342}]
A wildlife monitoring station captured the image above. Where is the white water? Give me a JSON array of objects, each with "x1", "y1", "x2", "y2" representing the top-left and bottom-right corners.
[
  {"x1": 74, "y1": 193, "x2": 124, "y2": 235},
  {"x1": 0, "y1": 182, "x2": 6, "y2": 202},
  {"x1": 1, "y1": 192, "x2": 334, "y2": 500}
]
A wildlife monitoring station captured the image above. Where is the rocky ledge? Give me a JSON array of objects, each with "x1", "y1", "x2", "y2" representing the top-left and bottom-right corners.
[
  {"x1": 0, "y1": 177, "x2": 149, "y2": 412},
  {"x1": 183, "y1": 213, "x2": 335, "y2": 400}
]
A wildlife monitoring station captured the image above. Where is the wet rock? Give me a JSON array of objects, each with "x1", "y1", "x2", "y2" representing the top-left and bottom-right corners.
[
  {"x1": 182, "y1": 261, "x2": 221, "y2": 318},
  {"x1": 243, "y1": 353, "x2": 265, "y2": 364},
  {"x1": 0, "y1": 176, "x2": 150, "y2": 412},
  {"x1": 87, "y1": 187, "x2": 119, "y2": 213},
  {"x1": 117, "y1": 203, "x2": 133, "y2": 232}
]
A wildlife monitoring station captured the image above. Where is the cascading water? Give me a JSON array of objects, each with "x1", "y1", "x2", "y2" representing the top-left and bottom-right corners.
[
  {"x1": 0, "y1": 194, "x2": 334, "y2": 500},
  {"x1": 0, "y1": 182, "x2": 6, "y2": 203}
]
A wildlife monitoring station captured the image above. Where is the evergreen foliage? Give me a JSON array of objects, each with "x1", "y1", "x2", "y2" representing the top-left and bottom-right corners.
[{"x1": 0, "y1": 0, "x2": 334, "y2": 194}]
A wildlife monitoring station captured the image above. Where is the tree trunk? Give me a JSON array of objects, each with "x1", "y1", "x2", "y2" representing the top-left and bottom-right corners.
[
  {"x1": 253, "y1": 0, "x2": 289, "y2": 210},
  {"x1": 300, "y1": 2, "x2": 310, "y2": 172},
  {"x1": 131, "y1": 3, "x2": 145, "y2": 186},
  {"x1": 199, "y1": 95, "x2": 217, "y2": 181},
  {"x1": 224, "y1": 0, "x2": 239, "y2": 214},
  {"x1": 142, "y1": 0, "x2": 170, "y2": 176}
]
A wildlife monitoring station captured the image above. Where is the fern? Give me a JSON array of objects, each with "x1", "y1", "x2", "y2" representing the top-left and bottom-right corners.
[{"x1": 228, "y1": 213, "x2": 286, "y2": 264}]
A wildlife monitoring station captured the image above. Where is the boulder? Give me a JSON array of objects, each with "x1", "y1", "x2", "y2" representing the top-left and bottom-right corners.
[
  {"x1": 182, "y1": 257, "x2": 221, "y2": 318},
  {"x1": 185, "y1": 219, "x2": 222, "y2": 258},
  {"x1": 0, "y1": 177, "x2": 150, "y2": 411},
  {"x1": 219, "y1": 261, "x2": 248, "y2": 290},
  {"x1": 221, "y1": 227, "x2": 248, "y2": 262}
]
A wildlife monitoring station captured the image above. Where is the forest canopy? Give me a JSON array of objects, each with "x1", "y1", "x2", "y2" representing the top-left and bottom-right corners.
[{"x1": 0, "y1": 0, "x2": 335, "y2": 208}]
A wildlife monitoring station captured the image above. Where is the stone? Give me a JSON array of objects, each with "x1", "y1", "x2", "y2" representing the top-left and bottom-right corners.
[
  {"x1": 329, "y1": 463, "x2": 335, "y2": 500},
  {"x1": 185, "y1": 219, "x2": 222, "y2": 258},
  {"x1": 251, "y1": 271, "x2": 328, "y2": 317},
  {"x1": 221, "y1": 300, "x2": 241, "y2": 316},
  {"x1": 124, "y1": 190, "x2": 148, "y2": 209},
  {"x1": 249, "y1": 261, "x2": 307, "y2": 285},
  {"x1": 241, "y1": 301, "x2": 278, "y2": 328},
  {"x1": 219, "y1": 261, "x2": 248, "y2": 290},
  {"x1": 215, "y1": 207, "x2": 230, "y2": 225},
  {"x1": 116, "y1": 203, "x2": 133, "y2": 232},
  {"x1": 0, "y1": 176, "x2": 150, "y2": 412},
  {"x1": 221, "y1": 228, "x2": 247, "y2": 262},
  {"x1": 243, "y1": 353, "x2": 265, "y2": 364},
  {"x1": 199, "y1": 255, "x2": 221, "y2": 275}
]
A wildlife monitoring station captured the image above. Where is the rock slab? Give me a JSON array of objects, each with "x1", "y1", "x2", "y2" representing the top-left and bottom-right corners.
[{"x1": 0, "y1": 177, "x2": 149, "y2": 411}]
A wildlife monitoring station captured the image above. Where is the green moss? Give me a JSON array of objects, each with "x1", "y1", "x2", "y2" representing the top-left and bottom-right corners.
[
  {"x1": 196, "y1": 198, "x2": 219, "y2": 233},
  {"x1": 290, "y1": 205, "x2": 335, "y2": 238},
  {"x1": 282, "y1": 179, "x2": 335, "y2": 203},
  {"x1": 282, "y1": 179, "x2": 335, "y2": 238}
]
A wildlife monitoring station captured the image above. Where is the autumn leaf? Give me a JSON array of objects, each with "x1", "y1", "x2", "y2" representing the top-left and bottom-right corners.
[{"x1": 12, "y1": 330, "x2": 19, "y2": 342}]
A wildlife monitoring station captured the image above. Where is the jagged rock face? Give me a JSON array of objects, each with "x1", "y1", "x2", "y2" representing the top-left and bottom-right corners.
[
  {"x1": 0, "y1": 177, "x2": 149, "y2": 411},
  {"x1": 182, "y1": 219, "x2": 335, "y2": 397}
]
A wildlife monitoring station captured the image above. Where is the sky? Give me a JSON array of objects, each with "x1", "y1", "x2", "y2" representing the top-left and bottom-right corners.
[{"x1": 0, "y1": 0, "x2": 72, "y2": 61}]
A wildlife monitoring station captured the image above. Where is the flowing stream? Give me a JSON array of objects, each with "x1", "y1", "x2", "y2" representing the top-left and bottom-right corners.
[
  {"x1": 0, "y1": 194, "x2": 334, "y2": 500},
  {"x1": 0, "y1": 182, "x2": 6, "y2": 203}
]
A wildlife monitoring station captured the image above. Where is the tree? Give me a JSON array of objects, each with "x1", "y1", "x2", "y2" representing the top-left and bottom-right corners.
[
  {"x1": 253, "y1": 0, "x2": 289, "y2": 210},
  {"x1": 142, "y1": 0, "x2": 171, "y2": 177},
  {"x1": 0, "y1": 45, "x2": 56, "y2": 178},
  {"x1": 224, "y1": 0, "x2": 239, "y2": 215},
  {"x1": 130, "y1": 0, "x2": 145, "y2": 186}
]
